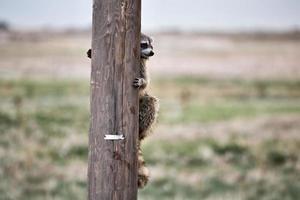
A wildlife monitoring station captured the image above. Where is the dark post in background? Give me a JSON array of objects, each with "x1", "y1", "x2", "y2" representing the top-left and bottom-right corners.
[{"x1": 88, "y1": 0, "x2": 141, "y2": 199}]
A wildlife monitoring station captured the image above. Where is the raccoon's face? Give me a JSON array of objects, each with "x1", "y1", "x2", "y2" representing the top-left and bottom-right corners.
[{"x1": 140, "y1": 33, "x2": 154, "y2": 59}]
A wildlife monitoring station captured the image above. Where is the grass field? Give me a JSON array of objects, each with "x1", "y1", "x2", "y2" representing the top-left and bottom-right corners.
[{"x1": 0, "y1": 30, "x2": 300, "y2": 200}]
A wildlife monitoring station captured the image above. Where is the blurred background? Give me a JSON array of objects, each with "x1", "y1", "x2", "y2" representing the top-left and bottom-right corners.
[{"x1": 1, "y1": 0, "x2": 300, "y2": 199}]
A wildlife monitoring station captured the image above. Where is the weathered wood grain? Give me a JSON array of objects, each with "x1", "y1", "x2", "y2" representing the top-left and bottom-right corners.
[{"x1": 88, "y1": 0, "x2": 141, "y2": 199}]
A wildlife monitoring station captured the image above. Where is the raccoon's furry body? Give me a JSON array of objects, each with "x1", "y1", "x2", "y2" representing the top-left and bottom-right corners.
[{"x1": 134, "y1": 33, "x2": 159, "y2": 188}]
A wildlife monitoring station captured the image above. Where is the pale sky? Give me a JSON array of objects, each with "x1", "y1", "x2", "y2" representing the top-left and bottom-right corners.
[{"x1": 0, "y1": 0, "x2": 300, "y2": 31}]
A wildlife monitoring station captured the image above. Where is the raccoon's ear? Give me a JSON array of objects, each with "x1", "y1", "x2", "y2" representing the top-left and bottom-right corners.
[{"x1": 149, "y1": 37, "x2": 154, "y2": 43}]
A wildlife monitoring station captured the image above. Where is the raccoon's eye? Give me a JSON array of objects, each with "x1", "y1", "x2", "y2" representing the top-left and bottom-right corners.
[{"x1": 141, "y1": 43, "x2": 148, "y2": 49}]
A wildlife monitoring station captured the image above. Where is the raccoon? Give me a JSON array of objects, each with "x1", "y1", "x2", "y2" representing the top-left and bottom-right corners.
[
  {"x1": 133, "y1": 33, "x2": 159, "y2": 188},
  {"x1": 87, "y1": 33, "x2": 159, "y2": 188}
]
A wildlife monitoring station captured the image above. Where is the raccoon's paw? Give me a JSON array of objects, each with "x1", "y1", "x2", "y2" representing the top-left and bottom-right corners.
[
  {"x1": 87, "y1": 49, "x2": 91, "y2": 58},
  {"x1": 133, "y1": 78, "x2": 146, "y2": 88},
  {"x1": 138, "y1": 166, "x2": 149, "y2": 188}
]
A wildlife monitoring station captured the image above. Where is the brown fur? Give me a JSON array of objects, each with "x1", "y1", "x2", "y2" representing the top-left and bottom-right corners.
[{"x1": 134, "y1": 34, "x2": 159, "y2": 189}]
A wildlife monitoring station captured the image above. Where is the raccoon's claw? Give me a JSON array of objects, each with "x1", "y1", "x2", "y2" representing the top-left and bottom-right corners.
[
  {"x1": 133, "y1": 78, "x2": 143, "y2": 88},
  {"x1": 87, "y1": 49, "x2": 91, "y2": 58}
]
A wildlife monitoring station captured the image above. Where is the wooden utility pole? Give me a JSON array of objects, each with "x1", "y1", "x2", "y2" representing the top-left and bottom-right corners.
[{"x1": 88, "y1": 0, "x2": 141, "y2": 199}]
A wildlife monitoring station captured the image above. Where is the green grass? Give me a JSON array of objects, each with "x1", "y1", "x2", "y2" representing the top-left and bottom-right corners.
[
  {"x1": 139, "y1": 138, "x2": 300, "y2": 200},
  {"x1": 154, "y1": 76, "x2": 300, "y2": 95},
  {"x1": 0, "y1": 78, "x2": 300, "y2": 199},
  {"x1": 160, "y1": 99, "x2": 300, "y2": 124},
  {"x1": 140, "y1": 138, "x2": 300, "y2": 200}
]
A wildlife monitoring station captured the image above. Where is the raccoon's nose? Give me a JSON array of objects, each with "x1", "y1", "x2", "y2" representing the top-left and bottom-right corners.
[{"x1": 149, "y1": 51, "x2": 154, "y2": 56}]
